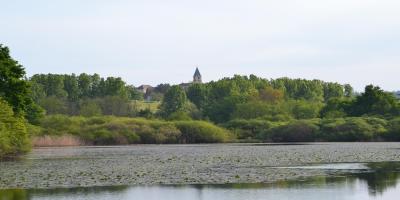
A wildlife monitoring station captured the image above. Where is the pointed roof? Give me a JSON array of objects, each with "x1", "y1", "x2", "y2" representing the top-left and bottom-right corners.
[{"x1": 194, "y1": 67, "x2": 201, "y2": 77}]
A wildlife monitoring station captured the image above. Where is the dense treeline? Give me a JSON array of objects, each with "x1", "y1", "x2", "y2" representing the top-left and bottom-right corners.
[
  {"x1": 29, "y1": 73, "x2": 149, "y2": 117},
  {"x1": 159, "y1": 75, "x2": 400, "y2": 141},
  {"x1": 185, "y1": 75, "x2": 354, "y2": 123}
]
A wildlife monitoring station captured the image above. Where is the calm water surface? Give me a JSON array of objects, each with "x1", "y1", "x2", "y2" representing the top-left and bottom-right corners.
[{"x1": 1, "y1": 162, "x2": 400, "y2": 200}]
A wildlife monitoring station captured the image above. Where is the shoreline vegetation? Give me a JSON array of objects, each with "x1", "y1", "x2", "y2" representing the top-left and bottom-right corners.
[
  {"x1": 30, "y1": 115, "x2": 400, "y2": 147},
  {"x1": 31, "y1": 116, "x2": 233, "y2": 146},
  {"x1": 1, "y1": 44, "x2": 400, "y2": 159}
]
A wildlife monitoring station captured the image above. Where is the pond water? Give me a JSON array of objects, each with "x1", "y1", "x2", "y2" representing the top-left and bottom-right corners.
[{"x1": 2, "y1": 162, "x2": 400, "y2": 200}]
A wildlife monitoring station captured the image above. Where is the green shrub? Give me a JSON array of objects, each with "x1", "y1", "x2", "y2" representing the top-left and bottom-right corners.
[
  {"x1": 268, "y1": 120, "x2": 320, "y2": 142},
  {"x1": 39, "y1": 115, "x2": 83, "y2": 136},
  {"x1": 175, "y1": 121, "x2": 232, "y2": 143},
  {"x1": 0, "y1": 99, "x2": 30, "y2": 158},
  {"x1": 37, "y1": 115, "x2": 230, "y2": 144},
  {"x1": 320, "y1": 118, "x2": 375, "y2": 141},
  {"x1": 167, "y1": 111, "x2": 192, "y2": 121},
  {"x1": 224, "y1": 119, "x2": 280, "y2": 140},
  {"x1": 385, "y1": 118, "x2": 400, "y2": 140}
]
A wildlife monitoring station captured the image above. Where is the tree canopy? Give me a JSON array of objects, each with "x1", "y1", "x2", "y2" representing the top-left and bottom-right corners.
[{"x1": 0, "y1": 44, "x2": 30, "y2": 114}]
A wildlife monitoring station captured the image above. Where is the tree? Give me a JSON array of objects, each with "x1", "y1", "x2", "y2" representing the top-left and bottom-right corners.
[
  {"x1": 38, "y1": 96, "x2": 67, "y2": 115},
  {"x1": 63, "y1": 74, "x2": 80, "y2": 101},
  {"x1": 103, "y1": 77, "x2": 128, "y2": 98},
  {"x1": 0, "y1": 44, "x2": 43, "y2": 123},
  {"x1": 323, "y1": 82, "x2": 344, "y2": 102},
  {"x1": 344, "y1": 84, "x2": 354, "y2": 97},
  {"x1": 154, "y1": 84, "x2": 171, "y2": 94},
  {"x1": 350, "y1": 85, "x2": 399, "y2": 116},
  {"x1": 160, "y1": 86, "x2": 187, "y2": 117},
  {"x1": 0, "y1": 44, "x2": 31, "y2": 114},
  {"x1": 257, "y1": 86, "x2": 284, "y2": 103},
  {"x1": 79, "y1": 100, "x2": 102, "y2": 117},
  {"x1": 320, "y1": 98, "x2": 351, "y2": 118},
  {"x1": 126, "y1": 85, "x2": 143, "y2": 100},
  {"x1": 289, "y1": 100, "x2": 322, "y2": 119},
  {"x1": 187, "y1": 83, "x2": 207, "y2": 108},
  {"x1": 0, "y1": 98, "x2": 30, "y2": 158}
]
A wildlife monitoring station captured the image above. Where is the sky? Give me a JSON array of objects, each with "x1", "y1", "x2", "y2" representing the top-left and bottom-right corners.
[{"x1": 1, "y1": 0, "x2": 399, "y2": 91}]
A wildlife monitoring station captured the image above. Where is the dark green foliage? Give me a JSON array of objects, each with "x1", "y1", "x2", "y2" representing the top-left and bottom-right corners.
[
  {"x1": 268, "y1": 120, "x2": 320, "y2": 142},
  {"x1": 320, "y1": 98, "x2": 351, "y2": 118},
  {"x1": 0, "y1": 44, "x2": 43, "y2": 124},
  {"x1": 63, "y1": 74, "x2": 80, "y2": 101},
  {"x1": 25, "y1": 103, "x2": 45, "y2": 125},
  {"x1": 224, "y1": 119, "x2": 280, "y2": 140},
  {"x1": 323, "y1": 82, "x2": 344, "y2": 102},
  {"x1": 350, "y1": 85, "x2": 399, "y2": 116},
  {"x1": 187, "y1": 83, "x2": 207, "y2": 108},
  {"x1": 160, "y1": 86, "x2": 187, "y2": 117},
  {"x1": 344, "y1": 84, "x2": 354, "y2": 97}
]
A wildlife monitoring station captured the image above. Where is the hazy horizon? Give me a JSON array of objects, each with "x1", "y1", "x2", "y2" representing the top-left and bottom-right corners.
[{"x1": 1, "y1": 0, "x2": 399, "y2": 91}]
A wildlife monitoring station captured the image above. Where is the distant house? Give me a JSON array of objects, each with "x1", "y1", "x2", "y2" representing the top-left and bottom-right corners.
[{"x1": 137, "y1": 85, "x2": 153, "y2": 94}]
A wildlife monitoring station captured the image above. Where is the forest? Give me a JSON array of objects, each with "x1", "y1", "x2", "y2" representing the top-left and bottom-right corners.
[{"x1": 1, "y1": 44, "x2": 400, "y2": 159}]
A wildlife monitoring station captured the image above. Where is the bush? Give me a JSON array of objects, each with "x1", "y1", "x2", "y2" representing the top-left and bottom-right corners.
[
  {"x1": 167, "y1": 111, "x2": 192, "y2": 121},
  {"x1": 385, "y1": 118, "x2": 400, "y2": 140},
  {"x1": 224, "y1": 119, "x2": 280, "y2": 140},
  {"x1": 175, "y1": 121, "x2": 232, "y2": 143},
  {"x1": 36, "y1": 115, "x2": 231, "y2": 144},
  {"x1": 39, "y1": 115, "x2": 84, "y2": 136},
  {"x1": 268, "y1": 120, "x2": 320, "y2": 142},
  {"x1": 320, "y1": 118, "x2": 375, "y2": 141},
  {"x1": 0, "y1": 99, "x2": 30, "y2": 158}
]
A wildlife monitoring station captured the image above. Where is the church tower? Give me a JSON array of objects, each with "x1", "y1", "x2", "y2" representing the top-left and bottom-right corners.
[{"x1": 193, "y1": 67, "x2": 202, "y2": 83}]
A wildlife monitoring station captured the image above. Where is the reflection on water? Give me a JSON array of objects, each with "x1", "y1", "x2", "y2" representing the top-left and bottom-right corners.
[{"x1": 1, "y1": 162, "x2": 400, "y2": 200}]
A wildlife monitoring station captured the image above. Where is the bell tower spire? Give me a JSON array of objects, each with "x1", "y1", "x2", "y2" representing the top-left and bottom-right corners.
[{"x1": 193, "y1": 67, "x2": 202, "y2": 83}]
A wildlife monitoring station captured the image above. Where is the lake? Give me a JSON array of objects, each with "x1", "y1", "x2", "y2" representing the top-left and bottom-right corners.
[{"x1": 1, "y1": 143, "x2": 400, "y2": 199}]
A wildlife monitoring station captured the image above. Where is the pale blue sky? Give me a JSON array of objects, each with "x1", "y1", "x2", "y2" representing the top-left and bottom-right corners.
[{"x1": 1, "y1": 0, "x2": 399, "y2": 91}]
